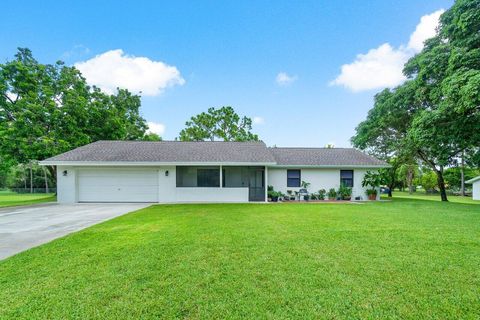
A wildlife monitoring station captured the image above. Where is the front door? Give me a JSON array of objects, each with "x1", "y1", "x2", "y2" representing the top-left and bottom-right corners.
[{"x1": 248, "y1": 168, "x2": 265, "y2": 201}]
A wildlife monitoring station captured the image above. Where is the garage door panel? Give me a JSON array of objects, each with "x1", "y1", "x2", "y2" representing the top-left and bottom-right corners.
[{"x1": 78, "y1": 169, "x2": 159, "y2": 202}]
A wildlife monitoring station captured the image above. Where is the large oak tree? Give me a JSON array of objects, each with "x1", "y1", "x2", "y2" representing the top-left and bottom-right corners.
[
  {"x1": 352, "y1": 0, "x2": 480, "y2": 201},
  {"x1": 0, "y1": 48, "x2": 156, "y2": 178}
]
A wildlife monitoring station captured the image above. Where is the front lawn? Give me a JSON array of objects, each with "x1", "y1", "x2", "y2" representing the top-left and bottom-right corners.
[
  {"x1": 1, "y1": 200, "x2": 479, "y2": 319},
  {"x1": 383, "y1": 190, "x2": 478, "y2": 204},
  {"x1": 0, "y1": 191, "x2": 56, "y2": 208}
]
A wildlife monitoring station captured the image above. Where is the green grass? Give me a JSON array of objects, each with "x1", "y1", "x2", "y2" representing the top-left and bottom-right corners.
[
  {"x1": 0, "y1": 191, "x2": 56, "y2": 208},
  {"x1": 1, "y1": 200, "x2": 479, "y2": 319},
  {"x1": 383, "y1": 190, "x2": 478, "y2": 204}
]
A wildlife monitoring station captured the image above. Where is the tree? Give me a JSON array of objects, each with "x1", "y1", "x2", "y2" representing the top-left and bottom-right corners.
[
  {"x1": 397, "y1": 162, "x2": 420, "y2": 194},
  {"x1": 179, "y1": 106, "x2": 258, "y2": 141},
  {"x1": 420, "y1": 170, "x2": 438, "y2": 193},
  {"x1": 0, "y1": 48, "x2": 154, "y2": 177},
  {"x1": 353, "y1": 1, "x2": 480, "y2": 201}
]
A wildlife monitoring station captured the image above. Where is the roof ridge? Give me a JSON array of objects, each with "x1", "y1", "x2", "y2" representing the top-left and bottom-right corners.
[{"x1": 95, "y1": 140, "x2": 266, "y2": 143}]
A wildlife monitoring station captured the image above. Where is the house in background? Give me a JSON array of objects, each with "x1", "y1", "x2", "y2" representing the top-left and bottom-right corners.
[
  {"x1": 466, "y1": 176, "x2": 480, "y2": 200},
  {"x1": 40, "y1": 141, "x2": 388, "y2": 203}
]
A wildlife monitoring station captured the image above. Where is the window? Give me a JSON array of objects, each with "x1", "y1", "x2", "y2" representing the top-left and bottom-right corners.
[
  {"x1": 176, "y1": 166, "x2": 220, "y2": 187},
  {"x1": 287, "y1": 170, "x2": 301, "y2": 187},
  {"x1": 197, "y1": 168, "x2": 220, "y2": 187},
  {"x1": 340, "y1": 170, "x2": 354, "y2": 187}
]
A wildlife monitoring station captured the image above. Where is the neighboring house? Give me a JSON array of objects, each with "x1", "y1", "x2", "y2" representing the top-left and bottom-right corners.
[
  {"x1": 466, "y1": 176, "x2": 480, "y2": 200},
  {"x1": 40, "y1": 141, "x2": 388, "y2": 203}
]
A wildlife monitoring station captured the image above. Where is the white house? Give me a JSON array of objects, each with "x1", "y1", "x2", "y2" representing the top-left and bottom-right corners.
[
  {"x1": 466, "y1": 176, "x2": 480, "y2": 200},
  {"x1": 40, "y1": 141, "x2": 388, "y2": 203}
]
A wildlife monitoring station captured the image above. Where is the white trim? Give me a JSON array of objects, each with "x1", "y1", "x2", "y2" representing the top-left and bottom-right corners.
[
  {"x1": 269, "y1": 164, "x2": 390, "y2": 169},
  {"x1": 466, "y1": 176, "x2": 480, "y2": 184},
  {"x1": 41, "y1": 161, "x2": 388, "y2": 169},
  {"x1": 40, "y1": 161, "x2": 277, "y2": 166}
]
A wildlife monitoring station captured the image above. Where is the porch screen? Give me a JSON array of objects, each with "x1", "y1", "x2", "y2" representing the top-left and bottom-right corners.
[{"x1": 176, "y1": 166, "x2": 220, "y2": 187}]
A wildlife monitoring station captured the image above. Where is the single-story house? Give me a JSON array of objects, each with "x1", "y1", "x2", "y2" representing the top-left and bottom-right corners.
[
  {"x1": 40, "y1": 141, "x2": 388, "y2": 203},
  {"x1": 466, "y1": 176, "x2": 480, "y2": 200}
]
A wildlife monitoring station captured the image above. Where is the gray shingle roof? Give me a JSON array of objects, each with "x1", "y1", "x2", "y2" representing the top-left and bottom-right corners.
[
  {"x1": 43, "y1": 140, "x2": 276, "y2": 163},
  {"x1": 269, "y1": 147, "x2": 388, "y2": 167},
  {"x1": 42, "y1": 141, "x2": 387, "y2": 167}
]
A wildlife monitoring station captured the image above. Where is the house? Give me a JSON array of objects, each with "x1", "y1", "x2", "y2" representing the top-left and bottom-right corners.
[
  {"x1": 40, "y1": 141, "x2": 388, "y2": 203},
  {"x1": 466, "y1": 176, "x2": 480, "y2": 200}
]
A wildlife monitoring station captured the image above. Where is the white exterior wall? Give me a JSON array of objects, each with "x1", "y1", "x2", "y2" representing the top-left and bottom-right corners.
[
  {"x1": 57, "y1": 166, "x2": 77, "y2": 203},
  {"x1": 473, "y1": 181, "x2": 480, "y2": 200},
  {"x1": 57, "y1": 165, "x2": 249, "y2": 204},
  {"x1": 56, "y1": 165, "x2": 380, "y2": 203},
  {"x1": 268, "y1": 167, "x2": 375, "y2": 200}
]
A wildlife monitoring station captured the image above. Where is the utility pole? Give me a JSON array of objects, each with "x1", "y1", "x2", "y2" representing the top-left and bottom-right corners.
[
  {"x1": 460, "y1": 152, "x2": 465, "y2": 196},
  {"x1": 29, "y1": 161, "x2": 33, "y2": 194},
  {"x1": 43, "y1": 166, "x2": 49, "y2": 194}
]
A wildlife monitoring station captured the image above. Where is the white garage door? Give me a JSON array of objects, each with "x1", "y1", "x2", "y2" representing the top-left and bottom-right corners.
[{"x1": 78, "y1": 168, "x2": 159, "y2": 202}]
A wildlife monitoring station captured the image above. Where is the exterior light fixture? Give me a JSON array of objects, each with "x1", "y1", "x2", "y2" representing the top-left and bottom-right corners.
[
  {"x1": 165, "y1": 170, "x2": 169, "y2": 177},
  {"x1": 63, "y1": 170, "x2": 68, "y2": 176}
]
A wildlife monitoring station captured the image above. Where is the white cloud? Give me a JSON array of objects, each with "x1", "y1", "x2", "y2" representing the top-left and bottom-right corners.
[
  {"x1": 330, "y1": 43, "x2": 409, "y2": 92},
  {"x1": 253, "y1": 116, "x2": 265, "y2": 125},
  {"x1": 408, "y1": 10, "x2": 445, "y2": 52},
  {"x1": 330, "y1": 9, "x2": 444, "y2": 92},
  {"x1": 276, "y1": 72, "x2": 297, "y2": 86},
  {"x1": 75, "y1": 49, "x2": 185, "y2": 96},
  {"x1": 147, "y1": 121, "x2": 166, "y2": 136}
]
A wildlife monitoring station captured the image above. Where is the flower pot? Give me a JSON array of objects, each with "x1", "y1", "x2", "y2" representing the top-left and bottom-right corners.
[{"x1": 368, "y1": 194, "x2": 377, "y2": 201}]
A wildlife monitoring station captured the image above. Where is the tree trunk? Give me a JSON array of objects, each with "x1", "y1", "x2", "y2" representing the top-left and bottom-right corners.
[
  {"x1": 460, "y1": 153, "x2": 465, "y2": 196},
  {"x1": 388, "y1": 181, "x2": 395, "y2": 197},
  {"x1": 435, "y1": 167, "x2": 448, "y2": 202},
  {"x1": 23, "y1": 165, "x2": 27, "y2": 191},
  {"x1": 407, "y1": 166, "x2": 414, "y2": 194}
]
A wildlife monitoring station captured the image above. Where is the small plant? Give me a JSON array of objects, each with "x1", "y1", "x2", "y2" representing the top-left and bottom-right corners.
[
  {"x1": 338, "y1": 184, "x2": 352, "y2": 200},
  {"x1": 303, "y1": 194, "x2": 310, "y2": 201},
  {"x1": 268, "y1": 187, "x2": 281, "y2": 202},
  {"x1": 310, "y1": 193, "x2": 318, "y2": 200},
  {"x1": 301, "y1": 181, "x2": 311, "y2": 189},
  {"x1": 318, "y1": 189, "x2": 326, "y2": 200},
  {"x1": 366, "y1": 188, "x2": 377, "y2": 200},
  {"x1": 362, "y1": 171, "x2": 383, "y2": 200},
  {"x1": 327, "y1": 188, "x2": 337, "y2": 200}
]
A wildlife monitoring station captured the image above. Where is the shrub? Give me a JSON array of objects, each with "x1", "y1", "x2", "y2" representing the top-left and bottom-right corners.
[
  {"x1": 318, "y1": 189, "x2": 326, "y2": 200},
  {"x1": 327, "y1": 188, "x2": 337, "y2": 199}
]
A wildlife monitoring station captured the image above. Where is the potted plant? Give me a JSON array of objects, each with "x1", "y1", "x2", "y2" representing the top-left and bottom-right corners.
[
  {"x1": 362, "y1": 171, "x2": 383, "y2": 201},
  {"x1": 327, "y1": 188, "x2": 337, "y2": 200},
  {"x1": 301, "y1": 181, "x2": 311, "y2": 189},
  {"x1": 303, "y1": 194, "x2": 310, "y2": 201},
  {"x1": 318, "y1": 189, "x2": 326, "y2": 200},
  {"x1": 338, "y1": 184, "x2": 352, "y2": 201},
  {"x1": 366, "y1": 189, "x2": 377, "y2": 201},
  {"x1": 267, "y1": 186, "x2": 280, "y2": 202}
]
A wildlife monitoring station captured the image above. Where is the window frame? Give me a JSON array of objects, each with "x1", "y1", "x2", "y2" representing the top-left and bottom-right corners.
[
  {"x1": 287, "y1": 169, "x2": 301, "y2": 188},
  {"x1": 176, "y1": 166, "x2": 220, "y2": 188},
  {"x1": 340, "y1": 170, "x2": 354, "y2": 188}
]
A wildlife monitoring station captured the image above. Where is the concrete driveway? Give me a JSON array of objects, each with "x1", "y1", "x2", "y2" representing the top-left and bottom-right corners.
[{"x1": 0, "y1": 203, "x2": 151, "y2": 260}]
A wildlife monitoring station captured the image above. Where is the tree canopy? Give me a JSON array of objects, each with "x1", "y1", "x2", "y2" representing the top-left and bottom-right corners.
[
  {"x1": 179, "y1": 106, "x2": 259, "y2": 141},
  {"x1": 352, "y1": 0, "x2": 480, "y2": 201},
  {"x1": 0, "y1": 48, "x2": 158, "y2": 172}
]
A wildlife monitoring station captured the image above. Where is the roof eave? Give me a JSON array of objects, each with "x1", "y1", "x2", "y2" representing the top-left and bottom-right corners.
[
  {"x1": 39, "y1": 160, "x2": 277, "y2": 166},
  {"x1": 465, "y1": 176, "x2": 480, "y2": 184},
  {"x1": 267, "y1": 164, "x2": 390, "y2": 169}
]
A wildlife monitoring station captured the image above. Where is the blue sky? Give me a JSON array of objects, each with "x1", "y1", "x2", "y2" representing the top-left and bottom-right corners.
[{"x1": 1, "y1": 0, "x2": 452, "y2": 147}]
